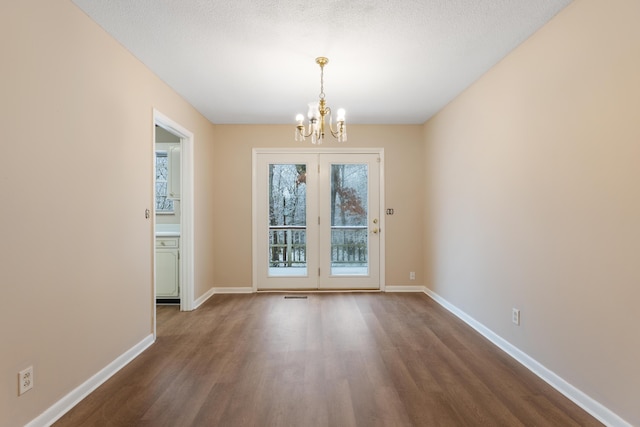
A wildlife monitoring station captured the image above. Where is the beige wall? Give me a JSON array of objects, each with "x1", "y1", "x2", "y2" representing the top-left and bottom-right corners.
[
  {"x1": 212, "y1": 125, "x2": 425, "y2": 288},
  {"x1": 0, "y1": 1, "x2": 215, "y2": 425},
  {"x1": 423, "y1": 0, "x2": 640, "y2": 424}
]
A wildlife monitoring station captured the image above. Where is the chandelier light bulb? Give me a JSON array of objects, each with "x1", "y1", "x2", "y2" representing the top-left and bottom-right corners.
[{"x1": 307, "y1": 102, "x2": 320, "y2": 120}]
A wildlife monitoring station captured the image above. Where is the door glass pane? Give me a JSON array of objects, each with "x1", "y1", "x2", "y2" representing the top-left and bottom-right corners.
[
  {"x1": 330, "y1": 164, "x2": 368, "y2": 275},
  {"x1": 268, "y1": 164, "x2": 307, "y2": 276}
]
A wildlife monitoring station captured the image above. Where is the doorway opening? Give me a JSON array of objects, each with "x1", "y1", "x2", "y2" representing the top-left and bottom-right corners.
[
  {"x1": 155, "y1": 126, "x2": 181, "y2": 305},
  {"x1": 153, "y1": 110, "x2": 195, "y2": 328}
]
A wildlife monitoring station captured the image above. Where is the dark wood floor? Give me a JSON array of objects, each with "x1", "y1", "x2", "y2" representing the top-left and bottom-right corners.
[{"x1": 55, "y1": 293, "x2": 602, "y2": 426}]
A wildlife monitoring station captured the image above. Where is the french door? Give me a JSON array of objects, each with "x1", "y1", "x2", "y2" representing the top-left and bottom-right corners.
[{"x1": 255, "y1": 150, "x2": 382, "y2": 290}]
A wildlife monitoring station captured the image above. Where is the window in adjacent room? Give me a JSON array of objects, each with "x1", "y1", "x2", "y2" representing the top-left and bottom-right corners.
[{"x1": 155, "y1": 151, "x2": 174, "y2": 213}]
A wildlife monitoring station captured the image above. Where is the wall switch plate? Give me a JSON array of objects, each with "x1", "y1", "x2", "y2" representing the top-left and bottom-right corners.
[
  {"x1": 512, "y1": 308, "x2": 521, "y2": 326},
  {"x1": 409, "y1": 272, "x2": 415, "y2": 280},
  {"x1": 19, "y1": 366, "x2": 33, "y2": 395}
]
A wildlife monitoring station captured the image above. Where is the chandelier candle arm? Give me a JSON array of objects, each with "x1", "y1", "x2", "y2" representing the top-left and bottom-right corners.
[{"x1": 294, "y1": 57, "x2": 347, "y2": 144}]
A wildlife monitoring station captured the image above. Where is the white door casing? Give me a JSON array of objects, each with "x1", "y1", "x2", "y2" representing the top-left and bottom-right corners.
[
  {"x1": 253, "y1": 148, "x2": 385, "y2": 291},
  {"x1": 153, "y1": 110, "x2": 194, "y2": 321}
]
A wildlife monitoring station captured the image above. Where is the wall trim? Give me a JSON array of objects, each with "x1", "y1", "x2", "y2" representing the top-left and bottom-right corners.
[
  {"x1": 153, "y1": 109, "x2": 196, "y2": 314},
  {"x1": 423, "y1": 288, "x2": 630, "y2": 427},
  {"x1": 25, "y1": 334, "x2": 155, "y2": 427},
  {"x1": 214, "y1": 287, "x2": 254, "y2": 294},
  {"x1": 385, "y1": 285, "x2": 427, "y2": 293},
  {"x1": 252, "y1": 148, "x2": 386, "y2": 292},
  {"x1": 193, "y1": 287, "x2": 255, "y2": 308},
  {"x1": 193, "y1": 287, "x2": 216, "y2": 309}
]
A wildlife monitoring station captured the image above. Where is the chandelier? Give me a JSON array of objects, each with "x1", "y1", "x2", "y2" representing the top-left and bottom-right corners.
[{"x1": 295, "y1": 57, "x2": 347, "y2": 144}]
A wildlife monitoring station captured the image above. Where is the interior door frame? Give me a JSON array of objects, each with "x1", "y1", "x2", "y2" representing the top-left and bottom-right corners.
[
  {"x1": 153, "y1": 109, "x2": 195, "y2": 322},
  {"x1": 252, "y1": 147, "x2": 386, "y2": 292}
]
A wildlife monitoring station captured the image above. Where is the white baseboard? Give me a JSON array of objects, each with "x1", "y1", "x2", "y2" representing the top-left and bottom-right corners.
[
  {"x1": 193, "y1": 286, "x2": 255, "y2": 309},
  {"x1": 193, "y1": 287, "x2": 216, "y2": 309},
  {"x1": 422, "y1": 288, "x2": 630, "y2": 427},
  {"x1": 385, "y1": 285, "x2": 427, "y2": 293},
  {"x1": 213, "y1": 286, "x2": 254, "y2": 294},
  {"x1": 207, "y1": 286, "x2": 424, "y2": 294},
  {"x1": 26, "y1": 334, "x2": 155, "y2": 427}
]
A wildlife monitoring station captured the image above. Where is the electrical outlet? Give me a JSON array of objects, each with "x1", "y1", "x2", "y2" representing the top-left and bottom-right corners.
[
  {"x1": 512, "y1": 308, "x2": 521, "y2": 326},
  {"x1": 409, "y1": 271, "x2": 415, "y2": 280},
  {"x1": 19, "y1": 366, "x2": 33, "y2": 395}
]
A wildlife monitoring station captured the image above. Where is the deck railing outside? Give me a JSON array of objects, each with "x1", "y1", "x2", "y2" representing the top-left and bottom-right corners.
[
  {"x1": 269, "y1": 226, "x2": 307, "y2": 267},
  {"x1": 269, "y1": 226, "x2": 368, "y2": 267}
]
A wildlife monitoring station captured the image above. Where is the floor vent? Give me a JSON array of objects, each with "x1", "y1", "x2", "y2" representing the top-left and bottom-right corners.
[{"x1": 284, "y1": 295, "x2": 308, "y2": 299}]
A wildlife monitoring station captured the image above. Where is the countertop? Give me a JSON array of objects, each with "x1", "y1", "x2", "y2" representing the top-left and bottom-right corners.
[{"x1": 156, "y1": 224, "x2": 180, "y2": 237}]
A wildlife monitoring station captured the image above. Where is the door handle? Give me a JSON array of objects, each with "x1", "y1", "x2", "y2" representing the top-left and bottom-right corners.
[{"x1": 371, "y1": 218, "x2": 379, "y2": 234}]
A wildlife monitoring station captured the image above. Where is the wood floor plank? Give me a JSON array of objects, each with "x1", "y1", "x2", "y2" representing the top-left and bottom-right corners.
[{"x1": 54, "y1": 293, "x2": 603, "y2": 427}]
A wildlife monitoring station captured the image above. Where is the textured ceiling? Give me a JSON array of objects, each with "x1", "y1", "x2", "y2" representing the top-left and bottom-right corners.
[{"x1": 71, "y1": 0, "x2": 573, "y2": 125}]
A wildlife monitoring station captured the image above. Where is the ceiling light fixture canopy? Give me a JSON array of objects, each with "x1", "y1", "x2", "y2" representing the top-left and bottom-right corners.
[{"x1": 295, "y1": 57, "x2": 347, "y2": 144}]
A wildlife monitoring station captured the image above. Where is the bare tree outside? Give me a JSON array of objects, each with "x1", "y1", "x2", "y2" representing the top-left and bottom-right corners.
[
  {"x1": 330, "y1": 164, "x2": 368, "y2": 269},
  {"x1": 269, "y1": 164, "x2": 307, "y2": 267},
  {"x1": 155, "y1": 152, "x2": 174, "y2": 212},
  {"x1": 267, "y1": 162, "x2": 369, "y2": 272}
]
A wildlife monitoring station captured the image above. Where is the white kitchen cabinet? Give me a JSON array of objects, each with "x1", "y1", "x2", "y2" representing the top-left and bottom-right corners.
[
  {"x1": 156, "y1": 237, "x2": 179, "y2": 298},
  {"x1": 168, "y1": 145, "x2": 181, "y2": 200}
]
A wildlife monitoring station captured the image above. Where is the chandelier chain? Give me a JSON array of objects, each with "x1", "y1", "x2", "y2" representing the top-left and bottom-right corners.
[{"x1": 319, "y1": 63, "x2": 325, "y2": 99}]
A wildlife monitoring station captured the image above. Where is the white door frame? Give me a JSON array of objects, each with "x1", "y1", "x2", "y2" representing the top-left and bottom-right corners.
[
  {"x1": 252, "y1": 147, "x2": 386, "y2": 292},
  {"x1": 153, "y1": 110, "x2": 195, "y2": 321}
]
